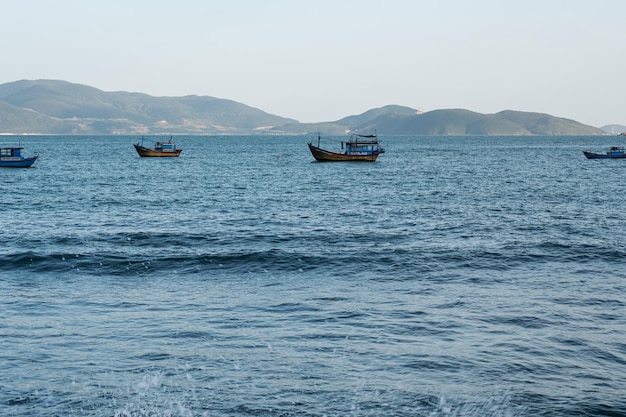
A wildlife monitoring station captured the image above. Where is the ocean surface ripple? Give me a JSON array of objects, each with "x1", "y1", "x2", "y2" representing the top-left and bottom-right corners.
[{"x1": 1, "y1": 135, "x2": 625, "y2": 416}]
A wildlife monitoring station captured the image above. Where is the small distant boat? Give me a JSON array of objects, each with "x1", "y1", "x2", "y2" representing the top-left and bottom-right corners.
[
  {"x1": 308, "y1": 133, "x2": 384, "y2": 162},
  {"x1": 583, "y1": 146, "x2": 626, "y2": 159},
  {"x1": 0, "y1": 147, "x2": 38, "y2": 167},
  {"x1": 134, "y1": 137, "x2": 182, "y2": 157}
]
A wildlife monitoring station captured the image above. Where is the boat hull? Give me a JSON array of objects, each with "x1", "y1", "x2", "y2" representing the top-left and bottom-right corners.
[
  {"x1": 0, "y1": 156, "x2": 38, "y2": 167},
  {"x1": 583, "y1": 151, "x2": 626, "y2": 159},
  {"x1": 308, "y1": 143, "x2": 380, "y2": 162},
  {"x1": 134, "y1": 144, "x2": 182, "y2": 157}
]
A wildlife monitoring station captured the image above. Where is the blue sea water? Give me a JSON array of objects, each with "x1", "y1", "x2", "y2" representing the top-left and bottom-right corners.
[{"x1": 1, "y1": 135, "x2": 625, "y2": 417}]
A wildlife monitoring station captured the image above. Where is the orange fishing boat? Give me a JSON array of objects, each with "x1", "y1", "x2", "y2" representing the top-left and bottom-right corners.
[
  {"x1": 308, "y1": 133, "x2": 384, "y2": 162},
  {"x1": 134, "y1": 137, "x2": 182, "y2": 157}
]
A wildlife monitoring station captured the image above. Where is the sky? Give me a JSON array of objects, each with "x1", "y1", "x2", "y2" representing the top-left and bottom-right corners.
[{"x1": 1, "y1": 0, "x2": 625, "y2": 127}]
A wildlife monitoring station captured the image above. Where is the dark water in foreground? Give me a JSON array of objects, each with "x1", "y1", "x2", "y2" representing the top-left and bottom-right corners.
[{"x1": 1, "y1": 135, "x2": 625, "y2": 416}]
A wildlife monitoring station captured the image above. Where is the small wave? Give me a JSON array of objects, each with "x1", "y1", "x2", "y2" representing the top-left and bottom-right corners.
[
  {"x1": 134, "y1": 352, "x2": 173, "y2": 362},
  {"x1": 2, "y1": 226, "x2": 626, "y2": 281},
  {"x1": 0, "y1": 245, "x2": 389, "y2": 278},
  {"x1": 5, "y1": 396, "x2": 32, "y2": 406}
]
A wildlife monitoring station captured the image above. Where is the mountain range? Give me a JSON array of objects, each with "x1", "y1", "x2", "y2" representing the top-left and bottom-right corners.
[{"x1": 0, "y1": 79, "x2": 608, "y2": 136}]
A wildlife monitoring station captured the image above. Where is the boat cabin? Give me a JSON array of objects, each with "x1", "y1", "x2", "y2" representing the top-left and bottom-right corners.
[
  {"x1": 345, "y1": 134, "x2": 383, "y2": 156},
  {"x1": 0, "y1": 147, "x2": 24, "y2": 159},
  {"x1": 345, "y1": 140, "x2": 381, "y2": 155},
  {"x1": 154, "y1": 142, "x2": 178, "y2": 153}
]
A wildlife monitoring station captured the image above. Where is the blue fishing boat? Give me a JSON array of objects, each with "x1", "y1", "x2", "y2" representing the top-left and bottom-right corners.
[
  {"x1": 0, "y1": 147, "x2": 38, "y2": 167},
  {"x1": 583, "y1": 146, "x2": 626, "y2": 159}
]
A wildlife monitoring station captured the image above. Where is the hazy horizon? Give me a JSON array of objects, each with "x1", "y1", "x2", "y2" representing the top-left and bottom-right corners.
[{"x1": 2, "y1": 0, "x2": 625, "y2": 127}]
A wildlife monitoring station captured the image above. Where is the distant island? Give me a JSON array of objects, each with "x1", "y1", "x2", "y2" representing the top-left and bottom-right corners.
[{"x1": 0, "y1": 79, "x2": 610, "y2": 136}]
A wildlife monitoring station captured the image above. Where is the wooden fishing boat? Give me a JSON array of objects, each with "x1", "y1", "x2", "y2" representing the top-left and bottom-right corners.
[
  {"x1": 583, "y1": 146, "x2": 626, "y2": 159},
  {"x1": 134, "y1": 137, "x2": 182, "y2": 157},
  {"x1": 308, "y1": 133, "x2": 384, "y2": 162},
  {"x1": 0, "y1": 147, "x2": 38, "y2": 167}
]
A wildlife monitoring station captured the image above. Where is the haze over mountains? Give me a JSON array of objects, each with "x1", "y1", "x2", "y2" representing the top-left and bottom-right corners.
[{"x1": 0, "y1": 79, "x2": 608, "y2": 136}]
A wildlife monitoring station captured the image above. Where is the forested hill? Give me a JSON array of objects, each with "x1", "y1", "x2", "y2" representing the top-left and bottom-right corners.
[
  {"x1": 0, "y1": 80, "x2": 606, "y2": 135},
  {"x1": 270, "y1": 106, "x2": 606, "y2": 136},
  {"x1": 0, "y1": 79, "x2": 296, "y2": 135}
]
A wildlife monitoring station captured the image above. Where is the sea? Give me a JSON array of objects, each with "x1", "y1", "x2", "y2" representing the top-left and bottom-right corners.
[{"x1": 1, "y1": 135, "x2": 625, "y2": 417}]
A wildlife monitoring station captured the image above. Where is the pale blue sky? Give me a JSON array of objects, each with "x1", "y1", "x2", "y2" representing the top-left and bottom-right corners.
[{"x1": 2, "y1": 0, "x2": 625, "y2": 126}]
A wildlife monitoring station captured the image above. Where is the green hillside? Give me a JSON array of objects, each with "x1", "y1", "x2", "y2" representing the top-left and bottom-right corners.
[
  {"x1": 0, "y1": 79, "x2": 607, "y2": 135},
  {"x1": 0, "y1": 79, "x2": 296, "y2": 134},
  {"x1": 272, "y1": 107, "x2": 605, "y2": 136}
]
